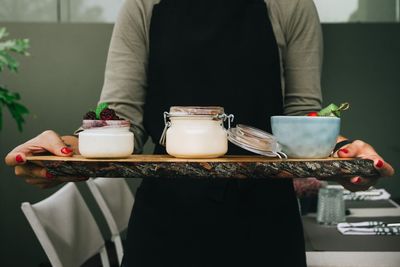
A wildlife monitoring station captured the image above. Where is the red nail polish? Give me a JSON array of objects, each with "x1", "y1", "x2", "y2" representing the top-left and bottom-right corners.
[
  {"x1": 376, "y1": 160, "x2": 384, "y2": 168},
  {"x1": 339, "y1": 148, "x2": 349, "y2": 154},
  {"x1": 45, "y1": 172, "x2": 54, "y2": 180},
  {"x1": 353, "y1": 177, "x2": 362, "y2": 184},
  {"x1": 16, "y1": 155, "x2": 24, "y2": 163},
  {"x1": 61, "y1": 147, "x2": 73, "y2": 154}
]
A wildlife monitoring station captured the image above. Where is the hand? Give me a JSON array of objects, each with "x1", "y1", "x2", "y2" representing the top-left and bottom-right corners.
[
  {"x1": 4, "y1": 130, "x2": 84, "y2": 189},
  {"x1": 334, "y1": 140, "x2": 395, "y2": 192}
]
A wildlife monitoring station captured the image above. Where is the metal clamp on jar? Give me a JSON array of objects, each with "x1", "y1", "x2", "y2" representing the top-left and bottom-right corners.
[{"x1": 160, "y1": 106, "x2": 234, "y2": 158}]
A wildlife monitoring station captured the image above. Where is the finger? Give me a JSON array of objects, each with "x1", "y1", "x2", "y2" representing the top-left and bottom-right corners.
[
  {"x1": 36, "y1": 130, "x2": 74, "y2": 157},
  {"x1": 5, "y1": 131, "x2": 73, "y2": 167},
  {"x1": 25, "y1": 178, "x2": 53, "y2": 185},
  {"x1": 15, "y1": 164, "x2": 88, "y2": 184},
  {"x1": 25, "y1": 179, "x2": 63, "y2": 189},
  {"x1": 5, "y1": 151, "x2": 30, "y2": 166},
  {"x1": 15, "y1": 165, "x2": 55, "y2": 180},
  {"x1": 373, "y1": 158, "x2": 395, "y2": 177},
  {"x1": 25, "y1": 175, "x2": 88, "y2": 184},
  {"x1": 356, "y1": 154, "x2": 395, "y2": 178},
  {"x1": 337, "y1": 143, "x2": 360, "y2": 158},
  {"x1": 323, "y1": 176, "x2": 374, "y2": 192},
  {"x1": 349, "y1": 176, "x2": 378, "y2": 187},
  {"x1": 339, "y1": 178, "x2": 372, "y2": 192}
]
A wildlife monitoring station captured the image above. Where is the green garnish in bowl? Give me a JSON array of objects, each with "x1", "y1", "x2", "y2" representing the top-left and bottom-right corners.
[{"x1": 308, "y1": 102, "x2": 350, "y2": 117}]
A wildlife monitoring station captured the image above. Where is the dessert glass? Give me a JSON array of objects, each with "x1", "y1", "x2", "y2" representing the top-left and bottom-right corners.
[{"x1": 79, "y1": 120, "x2": 134, "y2": 158}]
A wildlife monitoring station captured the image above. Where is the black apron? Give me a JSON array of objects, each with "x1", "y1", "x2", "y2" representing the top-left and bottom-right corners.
[{"x1": 123, "y1": 0, "x2": 306, "y2": 266}]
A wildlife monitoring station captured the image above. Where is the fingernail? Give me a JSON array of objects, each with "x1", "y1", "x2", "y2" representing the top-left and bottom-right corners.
[
  {"x1": 376, "y1": 160, "x2": 384, "y2": 168},
  {"x1": 16, "y1": 154, "x2": 24, "y2": 163},
  {"x1": 339, "y1": 148, "x2": 349, "y2": 154},
  {"x1": 61, "y1": 147, "x2": 73, "y2": 154},
  {"x1": 352, "y1": 177, "x2": 362, "y2": 184},
  {"x1": 45, "y1": 172, "x2": 54, "y2": 180}
]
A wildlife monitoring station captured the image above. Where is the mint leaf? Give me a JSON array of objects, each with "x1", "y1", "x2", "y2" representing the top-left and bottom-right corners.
[
  {"x1": 318, "y1": 103, "x2": 339, "y2": 117},
  {"x1": 317, "y1": 102, "x2": 350, "y2": 118},
  {"x1": 95, "y1": 102, "x2": 108, "y2": 119}
]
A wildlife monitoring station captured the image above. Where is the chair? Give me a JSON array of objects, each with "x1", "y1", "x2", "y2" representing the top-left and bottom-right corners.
[
  {"x1": 86, "y1": 178, "x2": 135, "y2": 265},
  {"x1": 21, "y1": 182, "x2": 110, "y2": 267}
]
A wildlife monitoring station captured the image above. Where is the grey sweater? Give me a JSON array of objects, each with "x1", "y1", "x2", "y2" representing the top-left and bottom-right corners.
[{"x1": 98, "y1": 0, "x2": 323, "y2": 153}]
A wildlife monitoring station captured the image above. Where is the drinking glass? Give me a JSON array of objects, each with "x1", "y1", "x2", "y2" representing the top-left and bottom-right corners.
[{"x1": 317, "y1": 187, "x2": 345, "y2": 225}]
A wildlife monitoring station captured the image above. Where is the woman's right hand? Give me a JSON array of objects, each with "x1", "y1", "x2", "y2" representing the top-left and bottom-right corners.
[{"x1": 4, "y1": 130, "x2": 81, "y2": 189}]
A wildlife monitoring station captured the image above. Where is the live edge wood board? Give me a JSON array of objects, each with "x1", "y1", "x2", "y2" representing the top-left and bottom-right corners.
[{"x1": 26, "y1": 155, "x2": 380, "y2": 180}]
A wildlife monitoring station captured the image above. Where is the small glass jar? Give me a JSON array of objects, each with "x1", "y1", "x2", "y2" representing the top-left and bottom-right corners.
[
  {"x1": 160, "y1": 106, "x2": 234, "y2": 158},
  {"x1": 79, "y1": 120, "x2": 134, "y2": 158}
]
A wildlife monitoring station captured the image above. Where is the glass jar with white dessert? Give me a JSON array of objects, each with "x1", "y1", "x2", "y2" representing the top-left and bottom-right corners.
[
  {"x1": 79, "y1": 120, "x2": 134, "y2": 158},
  {"x1": 160, "y1": 106, "x2": 234, "y2": 158}
]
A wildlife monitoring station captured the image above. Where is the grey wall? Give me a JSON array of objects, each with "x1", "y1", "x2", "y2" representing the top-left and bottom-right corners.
[
  {"x1": 0, "y1": 23, "x2": 399, "y2": 266},
  {"x1": 321, "y1": 24, "x2": 399, "y2": 197}
]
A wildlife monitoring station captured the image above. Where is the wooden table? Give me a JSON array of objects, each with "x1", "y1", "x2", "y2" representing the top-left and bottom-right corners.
[{"x1": 27, "y1": 155, "x2": 379, "y2": 180}]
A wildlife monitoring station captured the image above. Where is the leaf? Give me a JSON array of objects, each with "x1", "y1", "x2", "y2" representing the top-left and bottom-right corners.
[
  {"x1": 0, "y1": 88, "x2": 19, "y2": 104},
  {"x1": 13, "y1": 102, "x2": 29, "y2": 114},
  {"x1": 0, "y1": 39, "x2": 29, "y2": 55},
  {"x1": 7, "y1": 103, "x2": 25, "y2": 132},
  {"x1": 0, "y1": 40, "x2": 17, "y2": 51},
  {"x1": 337, "y1": 102, "x2": 350, "y2": 111},
  {"x1": 10, "y1": 39, "x2": 30, "y2": 54},
  {"x1": 318, "y1": 103, "x2": 339, "y2": 117},
  {"x1": 0, "y1": 86, "x2": 29, "y2": 131},
  {"x1": 0, "y1": 102, "x2": 2, "y2": 131},
  {"x1": 0, "y1": 51, "x2": 19, "y2": 72},
  {"x1": 317, "y1": 102, "x2": 350, "y2": 118},
  {"x1": 0, "y1": 52, "x2": 8, "y2": 71},
  {"x1": 3, "y1": 53, "x2": 19, "y2": 72},
  {"x1": 0, "y1": 28, "x2": 8, "y2": 40},
  {"x1": 0, "y1": 28, "x2": 30, "y2": 131},
  {"x1": 95, "y1": 102, "x2": 108, "y2": 119}
]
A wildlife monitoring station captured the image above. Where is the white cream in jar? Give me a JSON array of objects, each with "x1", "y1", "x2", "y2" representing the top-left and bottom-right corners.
[
  {"x1": 160, "y1": 106, "x2": 234, "y2": 158},
  {"x1": 79, "y1": 120, "x2": 134, "y2": 158}
]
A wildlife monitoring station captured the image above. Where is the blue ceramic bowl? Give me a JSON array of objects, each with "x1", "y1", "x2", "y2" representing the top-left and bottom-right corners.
[{"x1": 271, "y1": 116, "x2": 340, "y2": 158}]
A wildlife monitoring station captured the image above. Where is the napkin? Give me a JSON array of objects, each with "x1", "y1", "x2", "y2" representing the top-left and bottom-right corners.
[
  {"x1": 343, "y1": 188, "x2": 391, "y2": 201},
  {"x1": 337, "y1": 221, "x2": 400, "y2": 236}
]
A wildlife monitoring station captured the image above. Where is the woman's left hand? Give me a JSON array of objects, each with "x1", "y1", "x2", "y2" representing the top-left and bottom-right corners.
[{"x1": 334, "y1": 140, "x2": 395, "y2": 192}]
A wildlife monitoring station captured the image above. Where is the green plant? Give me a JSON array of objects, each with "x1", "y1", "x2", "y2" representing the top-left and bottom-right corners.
[{"x1": 0, "y1": 27, "x2": 30, "y2": 131}]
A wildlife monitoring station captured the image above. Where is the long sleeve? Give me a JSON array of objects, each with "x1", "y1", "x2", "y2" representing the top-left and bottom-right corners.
[
  {"x1": 274, "y1": 0, "x2": 323, "y2": 115},
  {"x1": 99, "y1": 0, "x2": 150, "y2": 153}
]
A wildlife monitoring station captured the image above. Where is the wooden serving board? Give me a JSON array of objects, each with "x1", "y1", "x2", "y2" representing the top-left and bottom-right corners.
[{"x1": 26, "y1": 155, "x2": 379, "y2": 180}]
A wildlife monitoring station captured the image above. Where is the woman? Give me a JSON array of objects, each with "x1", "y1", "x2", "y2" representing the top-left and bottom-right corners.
[{"x1": 5, "y1": 0, "x2": 395, "y2": 266}]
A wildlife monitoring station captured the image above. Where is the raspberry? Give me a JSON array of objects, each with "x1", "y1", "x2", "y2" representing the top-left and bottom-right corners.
[
  {"x1": 307, "y1": 112, "x2": 319, "y2": 117},
  {"x1": 83, "y1": 111, "x2": 96, "y2": 120},
  {"x1": 100, "y1": 108, "x2": 117, "y2": 120}
]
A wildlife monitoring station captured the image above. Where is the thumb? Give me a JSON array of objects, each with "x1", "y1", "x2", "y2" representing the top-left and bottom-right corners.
[
  {"x1": 5, "y1": 131, "x2": 73, "y2": 167},
  {"x1": 38, "y1": 130, "x2": 74, "y2": 157},
  {"x1": 336, "y1": 143, "x2": 358, "y2": 158}
]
